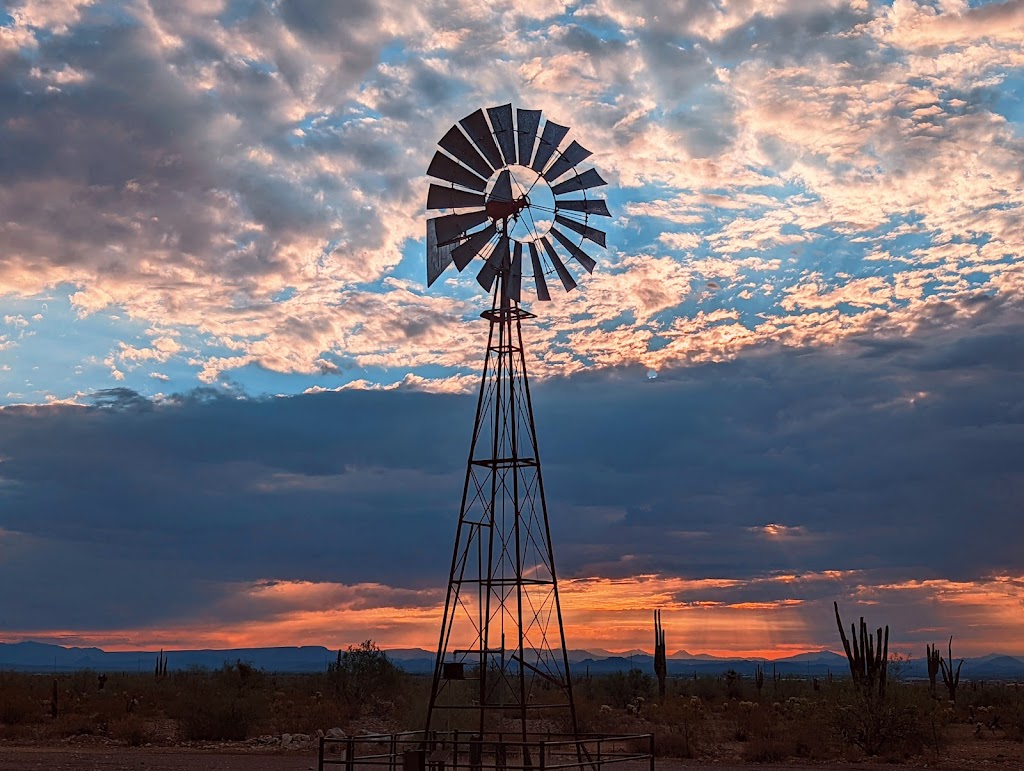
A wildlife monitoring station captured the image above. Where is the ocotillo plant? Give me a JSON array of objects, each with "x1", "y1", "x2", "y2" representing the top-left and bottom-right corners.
[
  {"x1": 833, "y1": 601, "x2": 888, "y2": 700},
  {"x1": 939, "y1": 635, "x2": 964, "y2": 704},
  {"x1": 926, "y1": 642, "x2": 941, "y2": 695},
  {"x1": 653, "y1": 609, "x2": 667, "y2": 702}
]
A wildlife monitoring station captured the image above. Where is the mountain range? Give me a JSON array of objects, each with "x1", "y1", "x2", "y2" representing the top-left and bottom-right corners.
[{"x1": 2, "y1": 641, "x2": 1023, "y2": 679}]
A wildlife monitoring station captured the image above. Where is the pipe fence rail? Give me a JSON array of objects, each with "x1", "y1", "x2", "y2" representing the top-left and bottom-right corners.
[{"x1": 318, "y1": 730, "x2": 655, "y2": 771}]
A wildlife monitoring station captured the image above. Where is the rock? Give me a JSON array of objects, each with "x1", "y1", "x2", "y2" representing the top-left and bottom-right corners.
[
  {"x1": 326, "y1": 727, "x2": 346, "y2": 740},
  {"x1": 281, "y1": 733, "x2": 291, "y2": 747}
]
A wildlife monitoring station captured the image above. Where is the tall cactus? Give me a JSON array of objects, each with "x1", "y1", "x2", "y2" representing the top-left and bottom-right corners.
[
  {"x1": 939, "y1": 636, "x2": 963, "y2": 704},
  {"x1": 653, "y1": 609, "x2": 667, "y2": 702},
  {"x1": 926, "y1": 643, "x2": 941, "y2": 695},
  {"x1": 833, "y1": 601, "x2": 888, "y2": 700}
]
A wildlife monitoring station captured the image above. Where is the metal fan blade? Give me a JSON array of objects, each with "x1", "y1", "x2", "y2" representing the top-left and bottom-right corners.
[
  {"x1": 543, "y1": 140, "x2": 593, "y2": 183},
  {"x1": 426, "y1": 218, "x2": 456, "y2": 287},
  {"x1": 554, "y1": 214, "x2": 606, "y2": 248},
  {"x1": 528, "y1": 241, "x2": 551, "y2": 301},
  {"x1": 550, "y1": 168, "x2": 607, "y2": 195},
  {"x1": 487, "y1": 104, "x2": 516, "y2": 167},
  {"x1": 432, "y1": 210, "x2": 488, "y2": 246},
  {"x1": 548, "y1": 226, "x2": 597, "y2": 273},
  {"x1": 506, "y1": 241, "x2": 523, "y2": 302},
  {"x1": 516, "y1": 109, "x2": 541, "y2": 167},
  {"x1": 452, "y1": 221, "x2": 496, "y2": 271},
  {"x1": 477, "y1": 234, "x2": 510, "y2": 291},
  {"x1": 540, "y1": 236, "x2": 577, "y2": 292},
  {"x1": 460, "y1": 108, "x2": 504, "y2": 171},
  {"x1": 427, "y1": 184, "x2": 486, "y2": 210},
  {"x1": 555, "y1": 198, "x2": 611, "y2": 217},
  {"x1": 438, "y1": 125, "x2": 493, "y2": 179},
  {"x1": 531, "y1": 121, "x2": 570, "y2": 174},
  {"x1": 490, "y1": 168, "x2": 513, "y2": 206},
  {"x1": 427, "y1": 151, "x2": 487, "y2": 192}
]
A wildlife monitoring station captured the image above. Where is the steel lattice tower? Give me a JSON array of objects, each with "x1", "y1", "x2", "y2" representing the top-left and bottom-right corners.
[{"x1": 426, "y1": 269, "x2": 577, "y2": 739}]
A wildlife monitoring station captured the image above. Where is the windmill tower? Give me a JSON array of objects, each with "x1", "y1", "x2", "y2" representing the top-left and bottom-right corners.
[{"x1": 423, "y1": 104, "x2": 610, "y2": 741}]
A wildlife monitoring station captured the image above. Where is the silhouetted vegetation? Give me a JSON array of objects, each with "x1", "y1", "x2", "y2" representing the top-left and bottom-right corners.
[{"x1": 0, "y1": 649, "x2": 1021, "y2": 764}]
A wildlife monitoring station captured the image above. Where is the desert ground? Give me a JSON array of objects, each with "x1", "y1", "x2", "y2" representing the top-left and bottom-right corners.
[{"x1": 2, "y1": 650, "x2": 1022, "y2": 771}]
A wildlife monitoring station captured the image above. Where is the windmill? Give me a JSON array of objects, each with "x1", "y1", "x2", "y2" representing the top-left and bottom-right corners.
[{"x1": 423, "y1": 104, "x2": 610, "y2": 742}]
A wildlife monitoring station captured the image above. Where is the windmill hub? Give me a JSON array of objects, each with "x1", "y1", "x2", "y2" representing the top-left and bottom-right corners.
[{"x1": 484, "y1": 192, "x2": 529, "y2": 221}]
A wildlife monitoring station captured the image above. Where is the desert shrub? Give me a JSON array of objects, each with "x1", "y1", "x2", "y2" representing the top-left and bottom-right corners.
[
  {"x1": 328, "y1": 640, "x2": 400, "y2": 708},
  {"x1": 0, "y1": 695, "x2": 35, "y2": 725},
  {"x1": 655, "y1": 696, "x2": 706, "y2": 758},
  {"x1": 723, "y1": 669, "x2": 743, "y2": 700},
  {"x1": 110, "y1": 715, "x2": 153, "y2": 746},
  {"x1": 592, "y1": 669, "x2": 653, "y2": 709},
  {"x1": 830, "y1": 681, "x2": 928, "y2": 758},
  {"x1": 177, "y1": 694, "x2": 252, "y2": 741}
]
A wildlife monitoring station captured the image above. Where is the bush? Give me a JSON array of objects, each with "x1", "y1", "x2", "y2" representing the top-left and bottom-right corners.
[
  {"x1": 328, "y1": 641, "x2": 400, "y2": 708},
  {"x1": 110, "y1": 715, "x2": 152, "y2": 746}
]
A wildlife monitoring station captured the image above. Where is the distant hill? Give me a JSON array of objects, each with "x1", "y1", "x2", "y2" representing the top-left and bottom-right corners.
[{"x1": 2, "y1": 641, "x2": 1022, "y2": 678}]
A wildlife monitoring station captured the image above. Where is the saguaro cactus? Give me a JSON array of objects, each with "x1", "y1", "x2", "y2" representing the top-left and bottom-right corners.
[
  {"x1": 939, "y1": 636, "x2": 963, "y2": 704},
  {"x1": 754, "y1": 664, "x2": 765, "y2": 696},
  {"x1": 155, "y1": 649, "x2": 168, "y2": 680},
  {"x1": 653, "y1": 609, "x2": 667, "y2": 702},
  {"x1": 833, "y1": 601, "x2": 888, "y2": 700},
  {"x1": 926, "y1": 643, "x2": 941, "y2": 695}
]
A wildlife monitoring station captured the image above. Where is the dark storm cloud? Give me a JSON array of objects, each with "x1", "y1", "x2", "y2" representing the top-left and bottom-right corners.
[{"x1": 1, "y1": 298, "x2": 1022, "y2": 632}]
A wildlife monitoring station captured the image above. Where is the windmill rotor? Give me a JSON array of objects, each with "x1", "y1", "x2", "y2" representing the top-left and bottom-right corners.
[{"x1": 425, "y1": 103, "x2": 610, "y2": 299}]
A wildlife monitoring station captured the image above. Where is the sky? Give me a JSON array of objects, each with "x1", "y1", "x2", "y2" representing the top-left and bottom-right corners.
[{"x1": 0, "y1": 0, "x2": 1023, "y2": 659}]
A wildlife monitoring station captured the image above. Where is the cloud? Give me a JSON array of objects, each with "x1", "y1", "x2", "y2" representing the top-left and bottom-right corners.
[{"x1": 1, "y1": 299, "x2": 1022, "y2": 653}]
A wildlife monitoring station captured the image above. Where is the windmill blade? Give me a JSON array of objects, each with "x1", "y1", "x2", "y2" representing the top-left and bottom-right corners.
[
  {"x1": 549, "y1": 225, "x2": 598, "y2": 273},
  {"x1": 438, "y1": 124, "x2": 493, "y2": 179},
  {"x1": 543, "y1": 141, "x2": 593, "y2": 183},
  {"x1": 426, "y1": 218, "x2": 456, "y2": 287},
  {"x1": 554, "y1": 214, "x2": 606, "y2": 248},
  {"x1": 516, "y1": 109, "x2": 541, "y2": 167},
  {"x1": 555, "y1": 198, "x2": 611, "y2": 217},
  {"x1": 506, "y1": 241, "x2": 523, "y2": 302},
  {"x1": 551, "y1": 168, "x2": 607, "y2": 196},
  {"x1": 487, "y1": 104, "x2": 516, "y2": 167},
  {"x1": 427, "y1": 151, "x2": 488, "y2": 192},
  {"x1": 477, "y1": 233, "x2": 510, "y2": 291},
  {"x1": 528, "y1": 241, "x2": 551, "y2": 301},
  {"x1": 540, "y1": 236, "x2": 577, "y2": 292},
  {"x1": 531, "y1": 120, "x2": 570, "y2": 174},
  {"x1": 427, "y1": 184, "x2": 486, "y2": 210},
  {"x1": 452, "y1": 221, "x2": 496, "y2": 271},
  {"x1": 460, "y1": 108, "x2": 504, "y2": 171},
  {"x1": 491, "y1": 168, "x2": 513, "y2": 205},
  {"x1": 432, "y1": 210, "x2": 489, "y2": 246}
]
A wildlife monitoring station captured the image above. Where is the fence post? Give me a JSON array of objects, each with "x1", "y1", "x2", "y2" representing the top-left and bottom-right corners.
[
  {"x1": 539, "y1": 741, "x2": 545, "y2": 771},
  {"x1": 318, "y1": 737, "x2": 325, "y2": 771},
  {"x1": 346, "y1": 737, "x2": 355, "y2": 771},
  {"x1": 648, "y1": 734, "x2": 655, "y2": 771}
]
